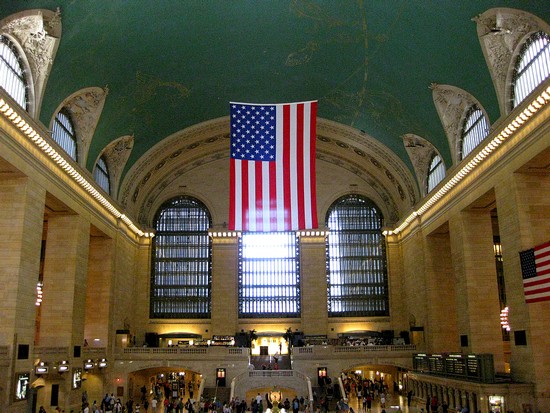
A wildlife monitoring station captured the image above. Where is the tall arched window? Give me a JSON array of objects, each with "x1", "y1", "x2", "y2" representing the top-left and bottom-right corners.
[
  {"x1": 0, "y1": 34, "x2": 28, "y2": 110},
  {"x1": 512, "y1": 31, "x2": 550, "y2": 108},
  {"x1": 326, "y1": 195, "x2": 388, "y2": 317},
  {"x1": 460, "y1": 105, "x2": 489, "y2": 159},
  {"x1": 238, "y1": 231, "x2": 300, "y2": 318},
  {"x1": 93, "y1": 156, "x2": 110, "y2": 194},
  {"x1": 150, "y1": 197, "x2": 212, "y2": 319},
  {"x1": 427, "y1": 154, "x2": 445, "y2": 193},
  {"x1": 52, "y1": 108, "x2": 77, "y2": 160}
]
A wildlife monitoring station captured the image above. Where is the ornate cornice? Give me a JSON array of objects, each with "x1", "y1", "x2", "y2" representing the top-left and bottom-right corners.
[
  {"x1": 1, "y1": 9, "x2": 62, "y2": 118},
  {"x1": 473, "y1": 8, "x2": 550, "y2": 115}
]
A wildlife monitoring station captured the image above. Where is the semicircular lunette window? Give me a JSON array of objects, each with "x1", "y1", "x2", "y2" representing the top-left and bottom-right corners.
[
  {"x1": 0, "y1": 34, "x2": 29, "y2": 110},
  {"x1": 512, "y1": 31, "x2": 550, "y2": 108},
  {"x1": 325, "y1": 194, "x2": 389, "y2": 317}
]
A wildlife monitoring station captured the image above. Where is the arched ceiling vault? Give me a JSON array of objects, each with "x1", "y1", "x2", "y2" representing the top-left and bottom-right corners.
[
  {"x1": 120, "y1": 117, "x2": 418, "y2": 227},
  {"x1": 3, "y1": 1, "x2": 548, "y2": 189}
]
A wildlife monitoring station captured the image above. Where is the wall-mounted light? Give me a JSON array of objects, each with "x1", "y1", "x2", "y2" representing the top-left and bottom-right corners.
[
  {"x1": 83, "y1": 359, "x2": 94, "y2": 370},
  {"x1": 58, "y1": 360, "x2": 69, "y2": 373},
  {"x1": 98, "y1": 358, "x2": 108, "y2": 368},
  {"x1": 35, "y1": 361, "x2": 48, "y2": 375}
]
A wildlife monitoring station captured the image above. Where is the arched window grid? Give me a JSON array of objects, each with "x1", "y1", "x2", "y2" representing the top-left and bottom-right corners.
[
  {"x1": 238, "y1": 231, "x2": 301, "y2": 318},
  {"x1": 150, "y1": 197, "x2": 212, "y2": 319},
  {"x1": 460, "y1": 105, "x2": 489, "y2": 159},
  {"x1": 427, "y1": 154, "x2": 445, "y2": 193},
  {"x1": 512, "y1": 31, "x2": 550, "y2": 108},
  {"x1": 325, "y1": 195, "x2": 389, "y2": 317},
  {"x1": 0, "y1": 34, "x2": 29, "y2": 110},
  {"x1": 93, "y1": 156, "x2": 110, "y2": 195},
  {"x1": 52, "y1": 108, "x2": 77, "y2": 161}
]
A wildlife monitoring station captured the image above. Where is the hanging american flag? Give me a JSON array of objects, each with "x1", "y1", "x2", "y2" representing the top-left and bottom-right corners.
[
  {"x1": 519, "y1": 240, "x2": 550, "y2": 303},
  {"x1": 229, "y1": 101, "x2": 318, "y2": 232}
]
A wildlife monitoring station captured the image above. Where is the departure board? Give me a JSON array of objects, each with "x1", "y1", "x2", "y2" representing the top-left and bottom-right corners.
[{"x1": 412, "y1": 353, "x2": 494, "y2": 383}]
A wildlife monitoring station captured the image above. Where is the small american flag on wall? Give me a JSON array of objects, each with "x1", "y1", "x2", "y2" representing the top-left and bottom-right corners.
[
  {"x1": 228, "y1": 101, "x2": 318, "y2": 232},
  {"x1": 519, "y1": 240, "x2": 550, "y2": 303}
]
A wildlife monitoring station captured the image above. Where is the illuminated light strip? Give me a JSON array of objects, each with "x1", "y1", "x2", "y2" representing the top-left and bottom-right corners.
[
  {"x1": 390, "y1": 85, "x2": 550, "y2": 235},
  {"x1": 208, "y1": 231, "x2": 241, "y2": 238},
  {"x1": 0, "y1": 98, "x2": 153, "y2": 238}
]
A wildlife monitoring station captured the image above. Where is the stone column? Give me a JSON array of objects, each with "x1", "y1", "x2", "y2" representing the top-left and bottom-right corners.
[
  {"x1": 300, "y1": 233, "x2": 328, "y2": 335},
  {"x1": 39, "y1": 214, "x2": 90, "y2": 347},
  {"x1": 449, "y1": 210, "x2": 504, "y2": 371},
  {"x1": 495, "y1": 172, "x2": 550, "y2": 404},
  {"x1": 424, "y1": 229, "x2": 458, "y2": 352},
  {"x1": 0, "y1": 177, "x2": 45, "y2": 406},
  {"x1": 211, "y1": 234, "x2": 239, "y2": 335}
]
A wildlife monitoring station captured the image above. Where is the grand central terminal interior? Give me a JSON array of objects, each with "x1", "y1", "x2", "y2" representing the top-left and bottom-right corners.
[{"x1": 0, "y1": 2, "x2": 549, "y2": 413}]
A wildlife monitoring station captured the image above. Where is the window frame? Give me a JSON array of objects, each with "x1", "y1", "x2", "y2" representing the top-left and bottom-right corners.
[
  {"x1": 511, "y1": 30, "x2": 550, "y2": 109},
  {"x1": 52, "y1": 108, "x2": 78, "y2": 161},
  {"x1": 238, "y1": 231, "x2": 301, "y2": 319},
  {"x1": 426, "y1": 153, "x2": 445, "y2": 193},
  {"x1": 150, "y1": 196, "x2": 212, "y2": 319},
  {"x1": 325, "y1": 194, "x2": 389, "y2": 317},
  {"x1": 93, "y1": 155, "x2": 111, "y2": 195},
  {"x1": 459, "y1": 105, "x2": 489, "y2": 160},
  {"x1": 0, "y1": 34, "x2": 29, "y2": 110}
]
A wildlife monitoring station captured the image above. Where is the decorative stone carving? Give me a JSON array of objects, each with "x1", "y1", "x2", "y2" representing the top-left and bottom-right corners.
[
  {"x1": 100, "y1": 135, "x2": 134, "y2": 199},
  {"x1": 473, "y1": 8, "x2": 550, "y2": 115},
  {"x1": 1, "y1": 9, "x2": 62, "y2": 118},
  {"x1": 431, "y1": 84, "x2": 489, "y2": 165},
  {"x1": 403, "y1": 134, "x2": 440, "y2": 197},
  {"x1": 61, "y1": 86, "x2": 109, "y2": 166}
]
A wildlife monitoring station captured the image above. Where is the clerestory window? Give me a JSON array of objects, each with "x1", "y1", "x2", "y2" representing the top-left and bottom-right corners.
[
  {"x1": 326, "y1": 195, "x2": 389, "y2": 317},
  {"x1": 460, "y1": 105, "x2": 489, "y2": 159},
  {"x1": 427, "y1": 154, "x2": 445, "y2": 193},
  {"x1": 512, "y1": 31, "x2": 550, "y2": 108},
  {"x1": 52, "y1": 108, "x2": 77, "y2": 161},
  {"x1": 0, "y1": 34, "x2": 28, "y2": 110},
  {"x1": 93, "y1": 156, "x2": 110, "y2": 195},
  {"x1": 150, "y1": 197, "x2": 212, "y2": 319}
]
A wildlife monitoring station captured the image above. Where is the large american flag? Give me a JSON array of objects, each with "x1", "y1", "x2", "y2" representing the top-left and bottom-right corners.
[
  {"x1": 519, "y1": 240, "x2": 550, "y2": 303},
  {"x1": 229, "y1": 101, "x2": 318, "y2": 232}
]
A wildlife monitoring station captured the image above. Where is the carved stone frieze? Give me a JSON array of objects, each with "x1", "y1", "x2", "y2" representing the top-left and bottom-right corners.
[
  {"x1": 101, "y1": 135, "x2": 134, "y2": 199},
  {"x1": 62, "y1": 87, "x2": 109, "y2": 166},
  {"x1": 1, "y1": 9, "x2": 62, "y2": 117},
  {"x1": 431, "y1": 84, "x2": 482, "y2": 165},
  {"x1": 403, "y1": 134, "x2": 440, "y2": 197},
  {"x1": 473, "y1": 8, "x2": 550, "y2": 114}
]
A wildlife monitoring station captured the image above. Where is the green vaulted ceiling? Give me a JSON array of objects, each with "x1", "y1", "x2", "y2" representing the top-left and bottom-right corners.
[{"x1": 3, "y1": 1, "x2": 549, "y2": 180}]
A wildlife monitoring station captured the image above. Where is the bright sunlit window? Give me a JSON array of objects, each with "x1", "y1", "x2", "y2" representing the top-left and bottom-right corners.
[
  {"x1": 460, "y1": 105, "x2": 489, "y2": 159},
  {"x1": 239, "y1": 231, "x2": 300, "y2": 318},
  {"x1": 0, "y1": 34, "x2": 28, "y2": 110},
  {"x1": 512, "y1": 31, "x2": 550, "y2": 108},
  {"x1": 427, "y1": 154, "x2": 445, "y2": 193}
]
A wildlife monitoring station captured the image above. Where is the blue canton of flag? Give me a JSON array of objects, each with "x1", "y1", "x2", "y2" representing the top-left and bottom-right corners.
[{"x1": 231, "y1": 105, "x2": 277, "y2": 161}]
